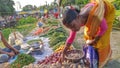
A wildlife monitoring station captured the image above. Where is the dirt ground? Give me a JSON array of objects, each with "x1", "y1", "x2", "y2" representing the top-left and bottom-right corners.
[{"x1": 104, "y1": 29, "x2": 120, "y2": 68}]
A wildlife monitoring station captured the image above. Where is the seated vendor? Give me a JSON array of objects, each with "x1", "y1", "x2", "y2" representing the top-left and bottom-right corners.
[{"x1": 0, "y1": 31, "x2": 20, "y2": 63}]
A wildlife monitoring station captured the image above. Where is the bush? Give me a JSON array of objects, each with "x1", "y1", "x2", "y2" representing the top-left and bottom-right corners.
[
  {"x1": 116, "y1": 10, "x2": 120, "y2": 16},
  {"x1": 113, "y1": 17, "x2": 120, "y2": 28}
]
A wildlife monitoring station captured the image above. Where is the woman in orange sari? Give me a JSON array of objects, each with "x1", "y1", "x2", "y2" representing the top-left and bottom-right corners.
[{"x1": 61, "y1": 0, "x2": 115, "y2": 67}]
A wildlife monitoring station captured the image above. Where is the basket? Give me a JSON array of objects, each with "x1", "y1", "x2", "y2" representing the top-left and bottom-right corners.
[{"x1": 65, "y1": 49, "x2": 84, "y2": 63}]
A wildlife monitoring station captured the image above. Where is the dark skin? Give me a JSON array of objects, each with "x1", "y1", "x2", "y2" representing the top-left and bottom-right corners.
[
  {"x1": 0, "y1": 32, "x2": 19, "y2": 57},
  {"x1": 60, "y1": 5, "x2": 101, "y2": 62}
]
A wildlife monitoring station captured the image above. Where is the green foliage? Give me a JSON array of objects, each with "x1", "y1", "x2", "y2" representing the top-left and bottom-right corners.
[
  {"x1": 113, "y1": 10, "x2": 120, "y2": 28},
  {"x1": 113, "y1": 18, "x2": 120, "y2": 28},
  {"x1": 0, "y1": 0, "x2": 15, "y2": 16},
  {"x1": 2, "y1": 28, "x2": 11, "y2": 40},
  {"x1": 38, "y1": 5, "x2": 46, "y2": 10},
  {"x1": 22, "y1": 5, "x2": 37, "y2": 11},
  {"x1": 47, "y1": 19, "x2": 59, "y2": 26},
  {"x1": 10, "y1": 54, "x2": 35, "y2": 68},
  {"x1": 1, "y1": 23, "x2": 36, "y2": 40},
  {"x1": 116, "y1": 10, "x2": 120, "y2": 16},
  {"x1": 113, "y1": 0, "x2": 120, "y2": 10},
  {"x1": 50, "y1": 35, "x2": 66, "y2": 47},
  {"x1": 52, "y1": 42, "x2": 65, "y2": 50},
  {"x1": 18, "y1": 16, "x2": 37, "y2": 25},
  {"x1": 27, "y1": 39, "x2": 42, "y2": 45},
  {"x1": 15, "y1": 24, "x2": 36, "y2": 36},
  {"x1": 43, "y1": 26, "x2": 67, "y2": 50},
  {"x1": 75, "y1": 0, "x2": 88, "y2": 7},
  {"x1": 60, "y1": 0, "x2": 88, "y2": 7}
]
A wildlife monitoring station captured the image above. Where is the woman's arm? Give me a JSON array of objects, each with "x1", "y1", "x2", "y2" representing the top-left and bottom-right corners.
[
  {"x1": 97, "y1": 18, "x2": 108, "y2": 36},
  {"x1": 0, "y1": 32, "x2": 15, "y2": 50},
  {"x1": 95, "y1": 18, "x2": 108, "y2": 42},
  {"x1": 0, "y1": 49, "x2": 9, "y2": 54},
  {"x1": 61, "y1": 31, "x2": 76, "y2": 62},
  {"x1": 63, "y1": 31, "x2": 76, "y2": 53},
  {"x1": 93, "y1": 18, "x2": 108, "y2": 44},
  {"x1": 0, "y1": 49, "x2": 15, "y2": 57},
  {"x1": 0, "y1": 32, "x2": 19, "y2": 54},
  {"x1": 66, "y1": 31, "x2": 76, "y2": 44}
]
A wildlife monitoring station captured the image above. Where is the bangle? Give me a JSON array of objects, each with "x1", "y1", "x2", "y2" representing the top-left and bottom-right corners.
[{"x1": 95, "y1": 36, "x2": 101, "y2": 42}]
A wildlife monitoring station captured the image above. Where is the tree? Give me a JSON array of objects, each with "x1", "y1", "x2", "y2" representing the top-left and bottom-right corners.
[
  {"x1": 22, "y1": 5, "x2": 34, "y2": 11},
  {"x1": 58, "y1": 0, "x2": 88, "y2": 7},
  {"x1": 113, "y1": 0, "x2": 120, "y2": 10},
  {"x1": 33, "y1": 5, "x2": 37, "y2": 10},
  {"x1": 0, "y1": 0, "x2": 15, "y2": 16},
  {"x1": 38, "y1": 5, "x2": 46, "y2": 10},
  {"x1": 75, "y1": 0, "x2": 88, "y2": 7}
]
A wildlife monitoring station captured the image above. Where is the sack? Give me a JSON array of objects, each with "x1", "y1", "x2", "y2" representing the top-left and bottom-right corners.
[
  {"x1": 83, "y1": 45, "x2": 99, "y2": 68},
  {"x1": 8, "y1": 31, "x2": 24, "y2": 45}
]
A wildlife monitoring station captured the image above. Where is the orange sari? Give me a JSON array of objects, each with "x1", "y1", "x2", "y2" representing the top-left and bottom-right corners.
[{"x1": 84, "y1": 0, "x2": 115, "y2": 67}]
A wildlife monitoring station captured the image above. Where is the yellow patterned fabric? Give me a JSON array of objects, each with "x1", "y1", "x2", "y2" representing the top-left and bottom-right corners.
[
  {"x1": 95, "y1": 0, "x2": 115, "y2": 49},
  {"x1": 84, "y1": 0, "x2": 115, "y2": 49},
  {"x1": 98, "y1": 0, "x2": 115, "y2": 67},
  {"x1": 84, "y1": 0, "x2": 115, "y2": 67},
  {"x1": 84, "y1": 0, "x2": 105, "y2": 40}
]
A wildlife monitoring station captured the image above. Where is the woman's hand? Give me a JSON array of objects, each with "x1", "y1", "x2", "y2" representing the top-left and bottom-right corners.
[
  {"x1": 59, "y1": 43, "x2": 72, "y2": 63},
  {"x1": 13, "y1": 49, "x2": 19, "y2": 55},
  {"x1": 62, "y1": 48, "x2": 67, "y2": 60},
  {"x1": 59, "y1": 44, "x2": 71, "y2": 63},
  {"x1": 8, "y1": 51, "x2": 15, "y2": 57},
  {"x1": 59, "y1": 47, "x2": 67, "y2": 63},
  {"x1": 86, "y1": 40, "x2": 96, "y2": 45},
  {"x1": 86, "y1": 36, "x2": 100, "y2": 45}
]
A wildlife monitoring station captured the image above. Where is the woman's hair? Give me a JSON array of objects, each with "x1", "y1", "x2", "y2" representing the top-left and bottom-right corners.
[{"x1": 62, "y1": 9, "x2": 79, "y2": 25}]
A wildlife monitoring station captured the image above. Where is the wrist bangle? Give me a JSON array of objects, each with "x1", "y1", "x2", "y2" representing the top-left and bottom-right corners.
[{"x1": 95, "y1": 36, "x2": 101, "y2": 42}]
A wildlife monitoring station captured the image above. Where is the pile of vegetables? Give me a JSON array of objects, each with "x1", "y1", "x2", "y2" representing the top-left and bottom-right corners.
[
  {"x1": 41, "y1": 26, "x2": 68, "y2": 51},
  {"x1": 10, "y1": 54, "x2": 35, "y2": 68},
  {"x1": 37, "y1": 44, "x2": 73, "y2": 64},
  {"x1": 38, "y1": 52, "x2": 61, "y2": 64},
  {"x1": 33, "y1": 28, "x2": 43, "y2": 35},
  {"x1": 54, "y1": 45, "x2": 73, "y2": 53},
  {"x1": 46, "y1": 18, "x2": 59, "y2": 26},
  {"x1": 24, "y1": 62, "x2": 83, "y2": 68},
  {"x1": 18, "y1": 16, "x2": 37, "y2": 26},
  {"x1": 35, "y1": 49, "x2": 85, "y2": 68}
]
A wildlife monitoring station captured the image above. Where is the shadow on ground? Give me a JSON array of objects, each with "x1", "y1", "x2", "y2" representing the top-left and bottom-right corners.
[{"x1": 104, "y1": 59, "x2": 120, "y2": 68}]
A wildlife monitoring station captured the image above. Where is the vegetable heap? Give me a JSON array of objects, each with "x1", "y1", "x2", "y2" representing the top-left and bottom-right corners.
[{"x1": 10, "y1": 54, "x2": 35, "y2": 68}]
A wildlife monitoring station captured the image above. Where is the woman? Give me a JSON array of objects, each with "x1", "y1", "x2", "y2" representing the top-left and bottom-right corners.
[
  {"x1": 0, "y1": 32, "x2": 20, "y2": 63},
  {"x1": 61, "y1": 0, "x2": 115, "y2": 67}
]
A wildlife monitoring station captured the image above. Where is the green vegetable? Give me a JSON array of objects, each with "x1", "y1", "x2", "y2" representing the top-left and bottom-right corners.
[
  {"x1": 27, "y1": 39, "x2": 42, "y2": 45},
  {"x1": 53, "y1": 42, "x2": 65, "y2": 50},
  {"x1": 10, "y1": 54, "x2": 35, "y2": 68}
]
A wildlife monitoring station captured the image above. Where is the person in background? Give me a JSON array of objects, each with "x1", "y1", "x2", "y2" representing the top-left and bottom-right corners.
[
  {"x1": 0, "y1": 31, "x2": 20, "y2": 63},
  {"x1": 61, "y1": 0, "x2": 115, "y2": 67}
]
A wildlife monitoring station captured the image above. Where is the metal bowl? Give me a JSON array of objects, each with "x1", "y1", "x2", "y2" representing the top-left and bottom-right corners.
[{"x1": 65, "y1": 49, "x2": 84, "y2": 63}]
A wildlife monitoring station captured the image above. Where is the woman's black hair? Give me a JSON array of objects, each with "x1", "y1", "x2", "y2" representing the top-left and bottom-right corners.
[{"x1": 62, "y1": 9, "x2": 79, "y2": 25}]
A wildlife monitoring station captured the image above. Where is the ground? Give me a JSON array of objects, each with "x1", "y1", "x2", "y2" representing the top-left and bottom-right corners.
[
  {"x1": 0, "y1": 26, "x2": 120, "y2": 68},
  {"x1": 104, "y1": 29, "x2": 120, "y2": 68}
]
